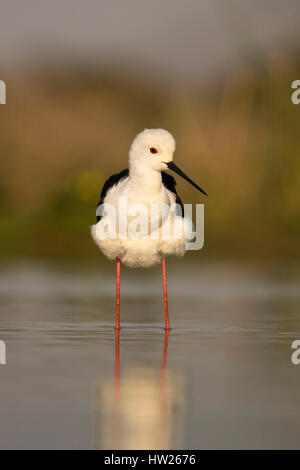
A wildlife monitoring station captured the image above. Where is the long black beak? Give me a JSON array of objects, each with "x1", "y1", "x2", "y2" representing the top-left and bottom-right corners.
[{"x1": 166, "y1": 161, "x2": 207, "y2": 196}]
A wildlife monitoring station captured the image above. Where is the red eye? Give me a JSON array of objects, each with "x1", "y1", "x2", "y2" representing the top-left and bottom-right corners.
[{"x1": 150, "y1": 147, "x2": 158, "y2": 154}]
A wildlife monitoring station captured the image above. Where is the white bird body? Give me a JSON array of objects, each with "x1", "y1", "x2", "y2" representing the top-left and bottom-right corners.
[{"x1": 91, "y1": 129, "x2": 205, "y2": 268}]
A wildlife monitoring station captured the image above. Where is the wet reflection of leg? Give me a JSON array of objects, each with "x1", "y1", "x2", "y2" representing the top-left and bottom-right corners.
[
  {"x1": 162, "y1": 258, "x2": 170, "y2": 330},
  {"x1": 161, "y1": 328, "x2": 170, "y2": 382},
  {"x1": 160, "y1": 328, "x2": 170, "y2": 439}
]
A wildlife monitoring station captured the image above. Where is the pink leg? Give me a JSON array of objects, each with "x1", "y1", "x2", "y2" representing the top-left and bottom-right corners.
[
  {"x1": 162, "y1": 258, "x2": 170, "y2": 330},
  {"x1": 116, "y1": 257, "x2": 120, "y2": 330},
  {"x1": 114, "y1": 328, "x2": 120, "y2": 446}
]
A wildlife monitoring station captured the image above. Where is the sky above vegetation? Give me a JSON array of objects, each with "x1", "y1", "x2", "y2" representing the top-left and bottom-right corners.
[{"x1": 1, "y1": 0, "x2": 300, "y2": 83}]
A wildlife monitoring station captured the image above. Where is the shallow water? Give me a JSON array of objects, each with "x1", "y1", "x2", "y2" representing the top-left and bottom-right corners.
[{"x1": 0, "y1": 260, "x2": 300, "y2": 449}]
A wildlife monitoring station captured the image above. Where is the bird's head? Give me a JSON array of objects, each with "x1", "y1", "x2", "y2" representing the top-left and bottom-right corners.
[
  {"x1": 129, "y1": 128, "x2": 176, "y2": 171},
  {"x1": 129, "y1": 128, "x2": 207, "y2": 195}
]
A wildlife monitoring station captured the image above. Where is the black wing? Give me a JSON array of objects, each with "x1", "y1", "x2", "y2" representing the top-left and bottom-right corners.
[
  {"x1": 96, "y1": 168, "x2": 129, "y2": 222},
  {"x1": 162, "y1": 171, "x2": 184, "y2": 216}
]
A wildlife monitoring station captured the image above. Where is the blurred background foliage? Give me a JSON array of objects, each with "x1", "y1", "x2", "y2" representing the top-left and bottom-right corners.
[{"x1": 0, "y1": 52, "x2": 300, "y2": 261}]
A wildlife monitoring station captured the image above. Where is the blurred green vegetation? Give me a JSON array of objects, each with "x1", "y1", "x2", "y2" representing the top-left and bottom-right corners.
[{"x1": 1, "y1": 55, "x2": 300, "y2": 260}]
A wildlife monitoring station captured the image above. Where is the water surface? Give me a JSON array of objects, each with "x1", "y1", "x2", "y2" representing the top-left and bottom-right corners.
[{"x1": 0, "y1": 260, "x2": 299, "y2": 449}]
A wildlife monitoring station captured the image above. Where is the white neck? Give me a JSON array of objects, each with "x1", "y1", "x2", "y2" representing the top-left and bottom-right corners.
[{"x1": 129, "y1": 161, "x2": 162, "y2": 193}]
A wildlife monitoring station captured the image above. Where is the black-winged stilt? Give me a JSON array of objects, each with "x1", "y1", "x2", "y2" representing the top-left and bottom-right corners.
[{"x1": 91, "y1": 129, "x2": 206, "y2": 330}]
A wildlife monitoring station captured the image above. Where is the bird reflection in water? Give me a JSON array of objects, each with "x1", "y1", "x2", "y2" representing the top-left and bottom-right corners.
[{"x1": 95, "y1": 330, "x2": 184, "y2": 449}]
